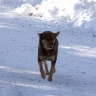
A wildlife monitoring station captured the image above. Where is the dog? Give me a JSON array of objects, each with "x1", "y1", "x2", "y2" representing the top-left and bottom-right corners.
[{"x1": 38, "y1": 31, "x2": 60, "y2": 81}]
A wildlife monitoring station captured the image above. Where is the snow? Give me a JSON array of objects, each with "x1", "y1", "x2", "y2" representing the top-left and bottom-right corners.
[{"x1": 0, "y1": 0, "x2": 96, "y2": 96}]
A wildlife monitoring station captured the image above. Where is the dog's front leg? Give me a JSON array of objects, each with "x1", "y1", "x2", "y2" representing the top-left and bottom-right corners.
[
  {"x1": 48, "y1": 59, "x2": 56, "y2": 81},
  {"x1": 44, "y1": 60, "x2": 49, "y2": 75},
  {"x1": 38, "y1": 60, "x2": 46, "y2": 79}
]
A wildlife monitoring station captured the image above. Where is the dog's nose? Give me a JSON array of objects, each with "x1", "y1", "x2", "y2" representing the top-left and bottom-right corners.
[
  {"x1": 49, "y1": 46, "x2": 53, "y2": 48},
  {"x1": 49, "y1": 43, "x2": 54, "y2": 48}
]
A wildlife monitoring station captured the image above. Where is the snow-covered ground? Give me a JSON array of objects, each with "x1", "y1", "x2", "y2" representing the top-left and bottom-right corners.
[{"x1": 0, "y1": 0, "x2": 96, "y2": 96}]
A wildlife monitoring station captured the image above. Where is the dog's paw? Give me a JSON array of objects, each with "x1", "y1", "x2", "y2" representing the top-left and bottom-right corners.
[
  {"x1": 41, "y1": 71, "x2": 46, "y2": 79},
  {"x1": 48, "y1": 76, "x2": 52, "y2": 81}
]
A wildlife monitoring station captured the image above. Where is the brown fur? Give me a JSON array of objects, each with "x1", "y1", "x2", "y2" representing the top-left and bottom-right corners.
[{"x1": 38, "y1": 31, "x2": 60, "y2": 81}]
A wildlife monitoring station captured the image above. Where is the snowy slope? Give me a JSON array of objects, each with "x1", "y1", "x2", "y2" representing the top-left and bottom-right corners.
[{"x1": 0, "y1": 0, "x2": 96, "y2": 96}]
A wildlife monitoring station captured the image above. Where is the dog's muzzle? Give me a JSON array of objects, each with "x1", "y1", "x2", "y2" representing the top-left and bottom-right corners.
[
  {"x1": 48, "y1": 43, "x2": 54, "y2": 50},
  {"x1": 48, "y1": 47, "x2": 53, "y2": 50}
]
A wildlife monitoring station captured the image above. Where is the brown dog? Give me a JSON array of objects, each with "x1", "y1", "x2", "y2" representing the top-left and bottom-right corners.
[{"x1": 38, "y1": 31, "x2": 60, "y2": 81}]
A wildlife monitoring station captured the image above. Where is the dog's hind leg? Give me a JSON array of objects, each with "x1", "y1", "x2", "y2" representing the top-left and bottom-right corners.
[
  {"x1": 44, "y1": 60, "x2": 49, "y2": 75},
  {"x1": 38, "y1": 60, "x2": 46, "y2": 79},
  {"x1": 48, "y1": 59, "x2": 56, "y2": 81}
]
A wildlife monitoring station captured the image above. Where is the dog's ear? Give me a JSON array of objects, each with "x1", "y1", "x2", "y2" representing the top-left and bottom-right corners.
[
  {"x1": 38, "y1": 33, "x2": 42, "y2": 39},
  {"x1": 54, "y1": 31, "x2": 60, "y2": 37},
  {"x1": 38, "y1": 33, "x2": 42, "y2": 35}
]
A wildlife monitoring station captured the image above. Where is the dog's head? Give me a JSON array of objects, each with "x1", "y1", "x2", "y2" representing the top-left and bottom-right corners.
[{"x1": 38, "y1": 31, "x2": 60, "y2": 50}]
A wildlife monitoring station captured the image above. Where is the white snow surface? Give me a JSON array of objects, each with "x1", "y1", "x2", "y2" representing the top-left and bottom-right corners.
[{"x1": 0, "y1": 0, "x2": 96, "y2": 96}]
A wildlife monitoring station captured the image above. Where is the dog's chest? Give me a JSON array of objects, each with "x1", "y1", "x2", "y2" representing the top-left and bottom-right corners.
[
  {"x1": 40, "y1": 54, "x2": 55, "y2": 61},
  {"x1": 39, "y1": 45, "x2": 56, "y2": 61}
]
